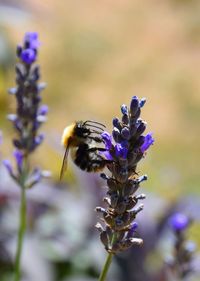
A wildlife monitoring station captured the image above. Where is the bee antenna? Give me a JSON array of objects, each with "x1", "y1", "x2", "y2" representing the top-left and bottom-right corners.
[
  {"x1": 85, "y1": 124, "x2": 105, "y2": 131},
  {"x1": 84, "y1": 120, "x2": 106, "y2": 128}
]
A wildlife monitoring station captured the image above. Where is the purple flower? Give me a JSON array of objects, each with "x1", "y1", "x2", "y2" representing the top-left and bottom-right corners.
[
  {"x1": 127, "y1": 222, "x2": 138, "y2": 238},
  {"x1": 26, "y1": 168, "x2": 42, "y2": 188},
  {"x1": 100, "y1": 132, "x2": 113, "y2": 160},
  {"x1": 170, "y1": 213, "x2": 189, "y2": 232},
  {"x1": 101, "y1": 131, "x2": 112, "y2": 150},
  {"x1": 115, "y1": 142, "x2": 128, "y2": 159},
  {"x1": 38, "y1": 105, "x2": 48, "y2": 116},
  {"x1": 103, "y1": 151, "x2": 113, "y2": 161},
  {"x1": 121, "y1": 104, "x2": 128, "y2": 115},
  {"x1": 13, "y1": 150, "x2": 23, "y2": 171},
  {"x1": 24, "y1": 32, "x2": 40, "y2": 49},
  {"x1": 8, "y1": 87, "x2": 17, "y2": 95},
  {"x1": 3, "y1": 159, "x2": 13, "y2": 175},
  {"x1": 139, "y1": 98, "x2": 146, "y2": 108},
  {"x1": 7, "y1": 114, "x2": 17, "y2": 122},
  {"x1": 34, "y1": 134, "x2": 44, "y2": 146},
  {"x1": 140, "y1": 133, "x2": 154, "y2": 153},
  {"x1": 20, "y1": 48, "x2": 36, "y2": 64}
]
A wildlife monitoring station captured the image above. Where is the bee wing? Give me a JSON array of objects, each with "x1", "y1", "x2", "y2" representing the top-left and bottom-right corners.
[{"x1": 60, "y1": 143, "x2": 70, "y2": 180}]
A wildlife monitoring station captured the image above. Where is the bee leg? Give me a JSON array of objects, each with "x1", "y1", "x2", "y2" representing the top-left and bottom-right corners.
[
  {"x1": 87, "y1": 147, "x2": 107, "y2": 152},
  {"x1": 90, "y1": 159, "x2": 113, "y2": 165},
  {"x1": 87, "y1": 136, "x2": 104, "y2": 143}
]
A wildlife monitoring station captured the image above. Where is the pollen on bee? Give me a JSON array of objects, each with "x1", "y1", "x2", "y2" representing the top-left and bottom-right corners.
[{"x1": 61, "y1": 123, "x2": 75, "y2": 147}]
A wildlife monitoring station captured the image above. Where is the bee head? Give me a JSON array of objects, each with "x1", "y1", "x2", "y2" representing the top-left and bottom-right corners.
[{"x1": 61, "y1": 123, "x2": 76, "y2": 147}]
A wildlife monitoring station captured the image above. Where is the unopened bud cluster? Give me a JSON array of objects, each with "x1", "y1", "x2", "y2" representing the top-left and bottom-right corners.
[{"x1": 96, "y1": 96, "x2": 154, "y2": 253}]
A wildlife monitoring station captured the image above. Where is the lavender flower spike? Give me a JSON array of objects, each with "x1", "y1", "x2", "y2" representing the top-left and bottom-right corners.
[
  {"x1": 96, "y1": 96, "x2": 154, "y2": 254},
  {"x1": 4, "y1": 32, "x2": 48, "y2": 185},
  {"x1": 167, "y1": 213, "x2": 195, "y2": 279}
]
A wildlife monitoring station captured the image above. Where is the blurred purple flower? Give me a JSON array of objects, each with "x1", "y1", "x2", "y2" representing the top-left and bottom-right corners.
[
  {"x1": 3, "y1": 159, "x2": 13, "y2": 175},
  {"x1": 8, "y1": 87, "x2": 17, "y2": 95},
  {"x1": 13, "y1": 150, "x2": 23, "y2": 171},
  {"x1": 20, "y1": 49, "x2": 36, "y2": 64},
  {"x1": 38, "y1": 105, "x2": 48, "y2": 116},
  {"x1": 169, "y1": 213, "x2": 189, "y2": 231},
  {"x1": 24, "y1": 32, "x2": 40, "y2": 49},
  {"x1": 127, "y1": 222, "x2": 138, "y2": 238},
  {"x1": 34, "y1": 134, "x2": 44, "y2": 146},
  {"x1": 140, "y1": 133, "x2": 154, "y2": 153}
]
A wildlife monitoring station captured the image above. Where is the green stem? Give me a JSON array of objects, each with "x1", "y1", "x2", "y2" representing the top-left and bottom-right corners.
[
  {"x1": 14, "y1": 186, "x2": 27, "y2": 281},
  {"x1": 98, "y1": 252, "x2": 113, "y2": 281}
]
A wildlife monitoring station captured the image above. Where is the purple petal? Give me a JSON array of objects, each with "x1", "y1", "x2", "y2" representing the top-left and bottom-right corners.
[
  {"x1": 28, "y1": 168, "x2": 42, "y2": 187},
  {"x1": 7, "y1": 114, "x2": 17, "y2": 122},
  {"x1": 24, "y1": 32, "x2": 38, "y2": 41},
  {"x1": 139, "y1": 98, "x2": 146, "y2": 108},
  {"x1": 115, "y1": 143, "x2": 128, "y2": 159},
  {"x1": 127, "y1": 222, "x2": 138, "y2": 238},
  {"x1": 24, "y1": 32, "x2": 40, "y2": 49},
  {"x1": 121, "y1": 104, "x2": 128, "y2": 115},
  {"x1": 8, "y1": 87, "x2": 17, "y2": 95},
  {"x1": 169, "y1": 213, "x2": 189, "y2": 232},
  {"x1": 34, "y1": 134, "x2": 44, "y2": 146},
  {"x1": 3, "y1": 159, "x2": 13, "y2": 175},
  {"x1": 20, "y1": 48, "x2": 36, "y2": 64},
  {"x1": 101, "y1": 131, "x2": 112, "y2": 150},
  {"x1": 140, "y1": 132, "x2": 154, "y2": 153},
  {"x1": 102, "y1": 151, "x2": 113, "y2": 161},
  {"x1": 38, "y1": 105, "x2": 48, "y2": 115},
  {"x1": 13, "y1": 150, "x2": 23, "y2": 170}
]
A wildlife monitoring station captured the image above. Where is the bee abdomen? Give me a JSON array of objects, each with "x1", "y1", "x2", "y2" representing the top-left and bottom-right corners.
[{"x1": 74, "y1": 143, "x2": 106, "y2": 172}]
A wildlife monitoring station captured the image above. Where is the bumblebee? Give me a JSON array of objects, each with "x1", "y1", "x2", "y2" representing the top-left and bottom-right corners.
[{"x1": 60, "y1": 120, "x2": 110, "y2": 180}]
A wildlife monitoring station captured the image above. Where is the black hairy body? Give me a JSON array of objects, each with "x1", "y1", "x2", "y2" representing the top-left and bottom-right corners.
[{"x1": 60, "y1": 120, "x2": 110, "y2": 179}]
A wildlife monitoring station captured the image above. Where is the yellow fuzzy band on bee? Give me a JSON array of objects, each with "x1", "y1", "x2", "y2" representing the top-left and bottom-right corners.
[{"x1": 61, "y1": 123, "x2": 76, "y2": 147}]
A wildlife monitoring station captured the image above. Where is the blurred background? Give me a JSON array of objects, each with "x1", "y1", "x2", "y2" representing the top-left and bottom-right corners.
[{"x1": 0, "y1": 0, "x2": 200, "y2": 280}]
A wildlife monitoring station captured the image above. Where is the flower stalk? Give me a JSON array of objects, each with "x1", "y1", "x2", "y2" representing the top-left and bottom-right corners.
[
  {"x1": 14, "y1": 185, "x2": 26, "y2": 281},
  {"x1": 98, "y1": 253, "x2": 113, "y2": 281}
]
